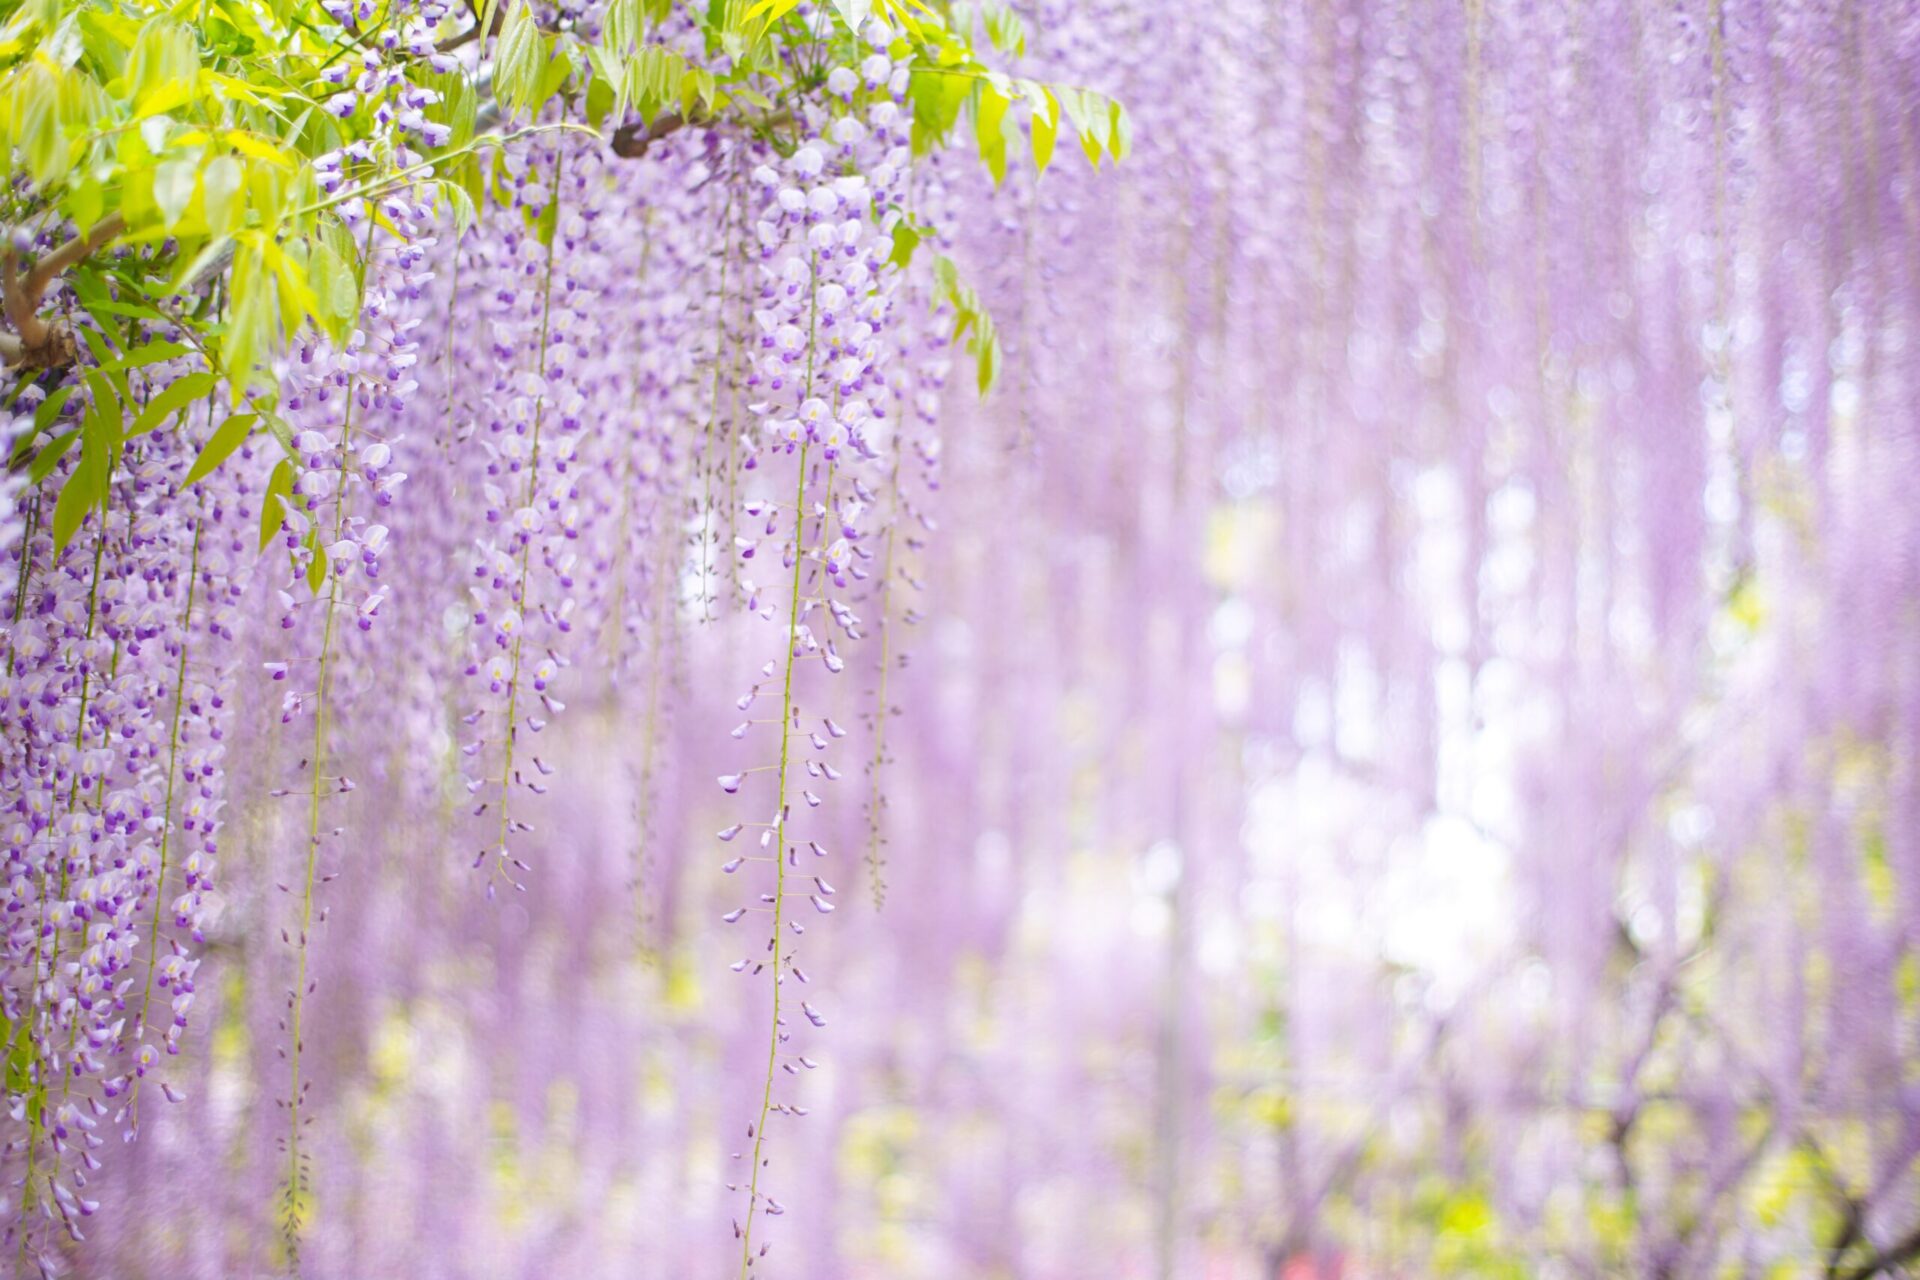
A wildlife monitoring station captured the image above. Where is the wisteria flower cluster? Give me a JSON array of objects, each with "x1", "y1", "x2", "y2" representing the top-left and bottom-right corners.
[{"x1": 1, "y1": 0, "x2": 1910, "y2": 1279}]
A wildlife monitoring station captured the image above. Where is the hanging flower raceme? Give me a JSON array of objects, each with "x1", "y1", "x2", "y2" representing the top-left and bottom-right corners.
[
  {"x1": 857, "y1": 147, "x2": 957, "y2": 908},
  {"x1": 450, "y1": 132, "x2": 619, "y2": 894},
  {"x1": 574, "y1": 124, "x2": 746, "y2": 922},
  {"x1": 263, "y1": 185, "x2": 433, "y2": 1253},
  {"x1": 717, "y1": 29, "x2": 925, "y2": 1271},
  {"x1": 0, "y1": 332, "x2": 260, "y2": 1264}
]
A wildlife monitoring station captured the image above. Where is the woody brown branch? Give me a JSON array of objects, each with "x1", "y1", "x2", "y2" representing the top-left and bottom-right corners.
[
  {"x1": 611, "y1": 113, "x2": 692, "y2": 158},
  {"x1": 435, "y1": 0, "x2": 505, "y2": 54},
  {"x1": 611, "y1": 106, "x2": 792, "y2": 159},
  {"x1": 1, "y1": 212, "x2": 124, "y2": 372}
]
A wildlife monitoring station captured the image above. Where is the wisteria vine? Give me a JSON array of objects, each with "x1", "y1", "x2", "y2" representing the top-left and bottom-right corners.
[{"x1": 3, "y1": 0, "x2": 1915, "y2": 1278}]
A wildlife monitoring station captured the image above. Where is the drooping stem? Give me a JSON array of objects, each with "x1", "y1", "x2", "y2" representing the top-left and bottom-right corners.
[
  {"x1": 441, "y1": 239, "x2": 460, "y2": 460},
  {"x1": 738, "y1": 243, "x2": 821, "y2": 1279},
  {"x1": 697, "y1": 188, "x2": 737, "y2": 624},
  {"x1": 46, "y1": 501, "x2": 136, "y2": 1195},
  {"x1": 493, "y1": 142, "x2": 566, "y2": 879},
  {"x1": 283, "y1": 213, "x2": 378, "y2": 1259},
  {"x1": 599, "y1": 208, "x2": 654, "y2": 663},
  {"x1": 864, "y1": 447, "x2": 903, "y2": 909},
  {"x1": 126, "y1": 498, "x2": 205, "y2": 1131},
  {"x1": 8, "y1": 493, "x2": 40, "y2": 673},
  {"x1": 737, "y1": 442, "x2": 808, "y2": 1278},
  {"x1": 17, "y1": 523, "x2": 106, "y2": 1239}
]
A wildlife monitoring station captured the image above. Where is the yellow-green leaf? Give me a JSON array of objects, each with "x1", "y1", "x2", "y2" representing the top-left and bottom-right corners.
[
  {"x1": 128, "y1": 371, "x2": 218, "y2": 436},
  {"x1": 1024, "y1": 81, "x2": 1058, "y2": 174},
  {"x1": 742, "y1": 0, "x2": 801, "y2": 29},
  {"x1": 152, "y1": 153, "x2": 198, "y2": 228},
  {"x1": 259, "y1": 457, "x2": 293, "y2": 550},
  {"x1": 183, "y1": 412, "x2": 257, "y2": 485},
  {"x1": 201, "y1": 154, "x2": 244, "y2": 232},
  {"x1": 304, "y1": 529, "x2": 326, "y2": 590},
  {"x1": 974, "y1": 81, "x2": 1008, "y2": 185}
]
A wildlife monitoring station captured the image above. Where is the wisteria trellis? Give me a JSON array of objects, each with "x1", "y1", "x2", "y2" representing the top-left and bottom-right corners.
[{"x1": 1, "y1": 0, "x2": 1917, "y2": 1276}]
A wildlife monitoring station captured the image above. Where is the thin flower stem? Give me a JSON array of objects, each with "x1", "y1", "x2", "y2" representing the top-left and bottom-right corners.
[
  {"x1": 738, "y1": 245, "x2": 821, "y2": 1279},
  {"x1": 698, "y1": 188, "x2": 737, "y2": 623},
  {"x1": 17, "y1": 524, "x2": 105, "y2": 1242},
  {"x1": 46, "y1": 502, "x2": 136, "y2": 1191},
  {"x1": 600, "y1": 209, "x2": 654, "y2": 664},
  {"x1": 864, "y1": 451, "x2": 903, "y2": 908},
  {"x1": 7, "y1": 494, "x2": 39, "y2": 674},
  {"x1": 125, "y1": 497, "x2": 204, "y2": 1131},
  {"x1": 441, "y1": 241, "x2": 460, "y2": 461},
  {"x1": 738, "y1": 441, "x2": 807, "y2": 1278},
  {"x1": 284, "y1": 211, "x2": 378, "y2": 1259},
  {"x1": 724, "y1": 274, "x2": 746, "y2": 600},
  {"x1": 630, "y1": 433, "x2": 683, "y2": 936},
  {"x1": 495, "y1": 141, "x2": 566, "y2": 873}
]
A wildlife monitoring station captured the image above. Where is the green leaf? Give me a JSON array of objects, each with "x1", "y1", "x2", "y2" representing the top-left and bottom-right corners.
[
  {"x1": 129, "y1": 372, "x2": 218, "y2": 437},
  {"x1": 77, "y1": 297, "x2": 170, "y2": 327},
  {"x1": 32, "y1": 384, "x2": 76, "y2": 437},
  {"x1": 69, "y1": 174, "x2": 104, "y2": 233},
  {"x1": 928, "y1": 253, "x2": 1000, "y2": 397},
  {"x1": 27, "y1": 430, "x2": 77, "y2": 484},
  {"x1": 831, "y1": 0, "x2": 871, "y2": 30},
  {"x1": 910, "y1": 66, "x2": 970, "y2": 153},
  {"x1": 585, "y1": 70, "x2": 614, "y2": 130},
  {"x1": 304, "y1": 528, "x2": 327, "y2": 591},
  {"x1": 96, "y1": 340, "x2": 191, "y2": 374},
  {"x1": 126, "y1": 19, "x2": 199, "y2": 105},
  {"x1": 51, "y1": 465, "x2": 94, "y2": 551},
  {"x1": 81, "y1": 369, "x2": 123, "y2": 453},
  {"x1": 441, "y1": 180, "x2": 478, "y2": 240},
  {"x1": 495, "y1": 4, "x2": 541, "y2": 116},
  {"x1": 627, "y1": 46, "x2": 688, "y2": 116},
  {"x1": 690, "y1": 67, "x2": 718, "y2": 112},
  {"x1": 982, "y1": 4, "x2": 1025, "y2": 55},
  {"x1": 261, "y1": 412, "x2": 296, "y2": 460},
  {"x1": 51, "y1": 406, "x2": 109, "y2": 553},
  {"x1": 532, "y1": 36, "x2": 576, "y2": 113},
  {"x1": 307, "y1": 240, "x2": 357, "y2": 335},
  {"x1": 68, "y1": 273, "x2": 129, "y2": 352},
  {"x1": 203, "y1": 154, "x2": 244, "y2": 233},
  {"x1": 1051, "y1": 87, "x2": 1118, "y2": 166},
  {"x1": 172, "y1": 237, "x2": 233, "y2": 294},
  {"x1": 973, "y1": 313, "x2": 999, "y2": 393},
  {"x1": 1024, "y1": 80, "x2": 1058, "y2": 174},
  {"x1": 974, "y1": 81, "x2": 1008, "y2": 185},
  {"x1": 442, "y1": 74, "x2": 479, "y2": 149},
  {"x1": 2, "y1": 1005, "x2": 36, "y2": 1093},
  {"x1": 182, "y1": 412, "x2": 257, "y2": 486},
  {"x1": 742, "y1": 0, "x2": 801, "y2": 29},
  {"x1": 77, "y1": 314, "x2": 121, "y2": 362},
  {"x1": 603, "y1": 0, "x2": 642, "y2": 53},
  {"x1": 1109, "y1": 97, "x2": 1132, "y2": 161},
  {"x1": 18, "y1": 67, "x2": 67, "y2": 188},
  {"x1": 534, "y1": 194, "x2": 560, "y2": 248},
  {"x1": 888, "y1": 221, "x2": 921, "y2": 271},
  {"x1": 259, "y1": 458, "x2": 293, "y2": 550},
  {"x1": 153, "y1": 154, "x2": 199, "y2": 229},
  {"x1": 222, "y1": 248, "x2": 273, "y2": 397},
  {"x1": 1074, "y1": 89, "x2": 1113, "y2": 164}
]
